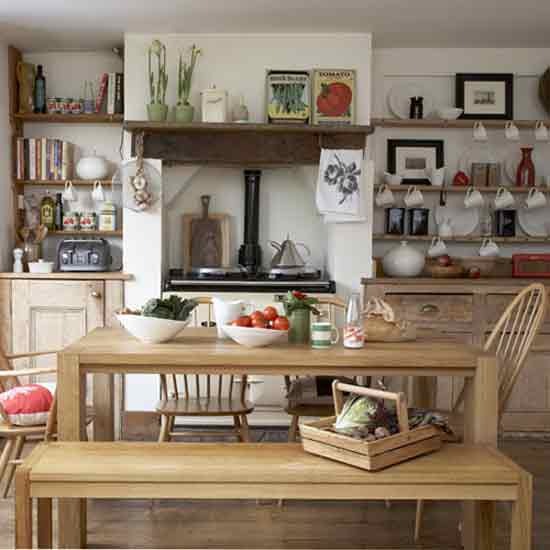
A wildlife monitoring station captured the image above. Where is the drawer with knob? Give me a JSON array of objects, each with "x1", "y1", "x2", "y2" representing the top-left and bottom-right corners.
[{"x1": 383, "y1": 294, "x2": 473, "y2": 329}]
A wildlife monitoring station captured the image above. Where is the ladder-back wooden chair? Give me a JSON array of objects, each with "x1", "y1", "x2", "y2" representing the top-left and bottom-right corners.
[
  {"x1": 0, "y1": 348, "x2": 59, "y2": 498},
  {"x1": 156, "y1": 297, "x2": 254, "y2": 442},
  {"x1": 284, "y1": 296, "x2": 365, "y2": 441},
  {"x1": 414, "y1": 282, "x2": 548, "y2": 541}
]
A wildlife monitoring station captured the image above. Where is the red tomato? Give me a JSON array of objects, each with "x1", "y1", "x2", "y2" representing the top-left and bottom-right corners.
[
  {"x1": 232, "y1": 316, "x2": 252, "y2": 327},
  {"x1": 316, "y1": 82, "x2": 353, "y2": 117},
  {"x1": 251, "y1": 318, "x2": 267, "y2": 329},
  {"x1": 273, "y1": 316, "x2": 290, "y2": 331},
  {"x1": 250, "y1": 310, "x2": 265, "y2": 323},
  {"x1": 263, "y1": 306, "x2": 278, "y2": 322}
]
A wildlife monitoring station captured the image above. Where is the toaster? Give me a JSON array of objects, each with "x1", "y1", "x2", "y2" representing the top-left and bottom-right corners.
[{"x1": 56, "y1": 238, "x2": 112, "y2": 272}]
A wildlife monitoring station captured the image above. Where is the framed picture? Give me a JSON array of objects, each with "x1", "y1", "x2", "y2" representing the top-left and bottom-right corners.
[
  {"x1": 455, "y1": 73, "x2": 514, "y2": 120},
  {"x1": 387, "y1": 139, "x2": 444, "y2": 185},
  {"x1": 311, "y1": 69, "x2": 356, "y2": 125},
  {"x1": 266, "y1": 70, "x2": 311, "y2": 124}
]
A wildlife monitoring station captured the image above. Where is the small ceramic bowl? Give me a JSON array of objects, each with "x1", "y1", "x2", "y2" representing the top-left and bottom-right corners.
[
  {"x1": 117, "y1": 314, "x2": 190, "y2": 344},
  {"x1": 28, "y1": 260, "x2": 54, "y2": 274},
  {"x1": 223, "y1": 324, "x2": 288, "y2": 348},
  {"x1": 436, "y1": 107, "x2": 463, "y2": 120}
]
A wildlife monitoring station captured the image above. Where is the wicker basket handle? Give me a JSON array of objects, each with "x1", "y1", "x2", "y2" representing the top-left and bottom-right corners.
[{"x1": 332, "y1": 380, "x2": 410, "y2": 434}]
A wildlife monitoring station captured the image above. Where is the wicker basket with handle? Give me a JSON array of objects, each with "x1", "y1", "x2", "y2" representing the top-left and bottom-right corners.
[{"x1": 300, "y1": 381, "x2": 442, "y2": 471}]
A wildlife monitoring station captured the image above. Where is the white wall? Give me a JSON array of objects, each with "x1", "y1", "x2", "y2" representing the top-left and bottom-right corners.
[
  {"x1": 0, "y1": 42, "x2": 12, "y2": 271},
  {"x1": 371, "y1": 48, "x2": 550, "y2": 260}
]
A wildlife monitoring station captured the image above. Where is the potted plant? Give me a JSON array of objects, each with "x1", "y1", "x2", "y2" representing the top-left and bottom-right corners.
[
  {"x1": 282, "y1": 291, "x2": 320, "y2": 344},
  {"x1": 175, "y1": 44, "x2": 201, "y2": 123},
  {"x1": 147, "y1": 39, "x2": 168, "y2": 121}
]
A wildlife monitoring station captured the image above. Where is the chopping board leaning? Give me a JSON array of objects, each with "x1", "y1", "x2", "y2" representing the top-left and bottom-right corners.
[{"x1": 183, "y1": 195, "x2": 231, "y2": 271}]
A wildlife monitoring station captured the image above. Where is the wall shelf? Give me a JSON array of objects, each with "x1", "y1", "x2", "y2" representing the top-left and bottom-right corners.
[
  {"x1": 372, "y1": 118, "x2": 550, "y2": 130},
  {"x1": 124, "y1": 121, "x2": 374, "y2": 166},
  {"x1": 379, "y1": 185, "x2": 540, "y2": 194},
  {"x1": 374, "y1": 234, "x2": 549, "y2": 243},
  {"x1": 13, "y1": 113, "x2": 123, "y2": 124},
  {"x1": 48, "y1": 230, "x2": 123, "y2": 237},
  {"x1": 16, "y1": 179, "x2": 114, "y2": 187}
]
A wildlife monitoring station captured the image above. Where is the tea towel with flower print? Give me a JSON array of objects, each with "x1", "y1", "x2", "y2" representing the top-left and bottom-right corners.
[{"x1": 316, "y1": 149, "x2": 363, "y2": 218}]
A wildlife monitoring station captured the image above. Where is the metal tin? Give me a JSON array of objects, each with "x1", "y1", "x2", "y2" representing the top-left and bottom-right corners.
[
  {"x1": 79, "y1": 212, "x2": 97, "y2": 231},
  {"x1": 385, "y1": 207, "x2": 405, "y2": 235},
  {"x1": 495, "y1": 209, "x2": 516, "y2": 237},
  {"x1": 62, "y1": 212, "x2": 80, "y2": 231},
  {"x1": 99, "y1": 202, "x2": 116, "y2": 231},
  {"x1": 47, "y1": 97, "x2": 58, "y2": 113},
  {"x1": 70, "y1": 99, "x2": 83, "y2": 115},
  {"x1": 408, "y1": 208, "x2": 430, "y2": 236},
  {"x1": 60, "y1": 98, "x2": 72, "y2": 115}
]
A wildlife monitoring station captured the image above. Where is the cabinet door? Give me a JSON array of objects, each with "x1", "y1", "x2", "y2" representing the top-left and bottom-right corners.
[{"x1": 12, "y1": 280, "x2": 105, "y2": 373}]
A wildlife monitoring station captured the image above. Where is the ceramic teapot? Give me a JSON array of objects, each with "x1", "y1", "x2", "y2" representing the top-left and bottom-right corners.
[
  {"x1": 269, "y1": 235, "x2": 310, "y2": 268},
  {"x1": 76, "y1": 150, "x2": 109, "y2": 180}
]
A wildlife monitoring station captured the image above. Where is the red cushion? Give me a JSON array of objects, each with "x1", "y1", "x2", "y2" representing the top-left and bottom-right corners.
[{"x1": 0, "y1": 384, "x2": 53, "y2": 426}]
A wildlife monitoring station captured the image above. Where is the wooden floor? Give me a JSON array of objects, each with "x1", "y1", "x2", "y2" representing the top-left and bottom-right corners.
[{"x1": 0, "y1": 430, "x2": 549, "y2": 549}]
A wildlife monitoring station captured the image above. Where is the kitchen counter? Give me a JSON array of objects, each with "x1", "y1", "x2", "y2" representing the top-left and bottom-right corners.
[
  {"x1": 0, "y1": 272, "x2": 132, "y2": 280},
  {"x1": 362, "y1": 277, "x2": 550, "y2": 287}
]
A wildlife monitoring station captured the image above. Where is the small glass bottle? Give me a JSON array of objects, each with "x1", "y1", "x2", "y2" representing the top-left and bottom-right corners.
[
  {"x1": 343, "y1": 293, "x2": 365, "y2": 349},
  {"x1": 54, "y1": 193, "x2": 64, "y2": 230},
  {"x1": 33, "y1": 64, "x2": 47, "y2": 114},
  {"x1": 40, "y1": 190, "x2": 55, "y2": 230}
]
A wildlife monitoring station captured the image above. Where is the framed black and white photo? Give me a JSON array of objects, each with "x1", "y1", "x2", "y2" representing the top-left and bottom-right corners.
[
  {"x1": 455, "y1": 73, "x2": 514, "y2": 120},
  {"x1": 387, "y1": 139, "x2": 444, "y2": 185}
]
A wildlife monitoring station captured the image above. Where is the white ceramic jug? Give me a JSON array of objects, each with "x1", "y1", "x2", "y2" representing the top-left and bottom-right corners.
[{"x1": 212, "y1": 297, "x2": 249, "y2": 339}]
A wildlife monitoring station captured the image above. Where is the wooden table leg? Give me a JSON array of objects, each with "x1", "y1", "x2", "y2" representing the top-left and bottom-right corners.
[
  {"x1": 15, "y1": 467, "x2": 32, "y2": 549},
  {"x1": 37, "y1": 498, "x2": 52, "y2": 549},
  {"x1": 93, "y1": 373, "x2": 114, "y2": 441},
  {"x1": 511, "y1": 470, "x2": 533, "y2": 550},
  {"x1": 462, "y1": 355, "x2": 499, "y2": 550},
  {"x1": 57, "y1": 353, "x2": 87, "y2": 549}
]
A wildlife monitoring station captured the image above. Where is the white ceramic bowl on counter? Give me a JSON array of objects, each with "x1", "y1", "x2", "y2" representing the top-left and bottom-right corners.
[
  {"x1": 223, "y1": 324, "x2": 288, "y2": 348},
  {"x1": 116, "y1": 314, "x2": 190, "y2": 344},
  {"x1": 28, "y1": 260, "x2": 54, "y2": 274}
]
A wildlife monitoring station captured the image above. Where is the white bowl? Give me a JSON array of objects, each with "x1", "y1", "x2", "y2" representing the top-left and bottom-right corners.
[
  {"x1": 116, "y1": 314, "x2": 190, "y2": 344},
  {"x1": 436, "y1": 107, "x2": 463, "y2": 120},
  {"x1": 28, "y1": 260, "x2": 54, "y2": 273},
  {"x1": 223, "y1": 324, "x2": 288, "y2": 348}
]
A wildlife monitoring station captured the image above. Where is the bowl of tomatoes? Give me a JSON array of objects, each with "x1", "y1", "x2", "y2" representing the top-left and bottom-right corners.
[{"x1": 224, "y1": 306, "x2": 289, "y2": 348}]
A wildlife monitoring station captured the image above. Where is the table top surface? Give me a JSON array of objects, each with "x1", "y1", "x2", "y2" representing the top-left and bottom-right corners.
[{"x1": 61, "y1": 327, "x2": 490, "y2": 372}]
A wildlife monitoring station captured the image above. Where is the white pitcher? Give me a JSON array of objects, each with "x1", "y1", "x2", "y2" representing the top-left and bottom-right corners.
[{"x1": 212, "y1": 297, "x2": 249, "y2": 339}]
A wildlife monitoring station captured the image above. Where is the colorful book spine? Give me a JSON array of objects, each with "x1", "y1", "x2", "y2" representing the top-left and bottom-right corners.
[
  {"x1": 29, "y1": 138, "x2": 36, "y2": 180},
  {"x1": 36, "y1": 139, "x2": 41, "y2": 180},
  {"x1": 107, "y1": 72, "x2": 116, "y2": 115},
  {"x1": 114, "y1": 73, "x2": 124, "y2": 115},
  {"x1": 41, "y1": 138, "x2": 47, "y2": 181},
  {"x1": 16, "y1": 138, "x2": 24, "y2": 180},
  {"x1": 96, "y1": 73, "x2": 109, "y2": 113}
]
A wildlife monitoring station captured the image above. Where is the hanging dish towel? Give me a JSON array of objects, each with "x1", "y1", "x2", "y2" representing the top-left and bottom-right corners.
[{"x1": 316, "y1": 148, "x2": 363, "y2": 216}]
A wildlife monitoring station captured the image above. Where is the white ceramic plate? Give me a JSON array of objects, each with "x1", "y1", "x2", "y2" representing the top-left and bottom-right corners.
[
  {"x1": 117, "y1": 314, "x2": 190, "y2": 344},
  {"x1": 224, "y1": 324, "x2": 288, "y2": 348},
  {"x1": 518, "y1": 205, "x2": 550, "y2": 236},
  {"x1": 435, "y1": 199, "x2": 480, "y2": 236},
  {"x1": 387, "y1": 83, "x2": 434, "y2": 119},
  {"x1": 504, "y1": 147, "x2": 548, "y2": 185}
]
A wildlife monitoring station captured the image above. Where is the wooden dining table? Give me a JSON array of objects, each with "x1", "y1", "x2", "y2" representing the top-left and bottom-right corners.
[{"x1": 56, "y1": 327, "x2": 498, "y2": 549}]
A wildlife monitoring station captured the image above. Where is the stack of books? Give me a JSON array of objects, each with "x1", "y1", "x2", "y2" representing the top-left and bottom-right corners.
[
  {"x1": 16, "y1": 138, "x2": 73, "y2": 181},
  {"x1": 97, "y1": 72, "x2": 124, "y2": 115}
]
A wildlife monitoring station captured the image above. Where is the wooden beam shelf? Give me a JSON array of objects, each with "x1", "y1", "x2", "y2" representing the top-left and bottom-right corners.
[
  {"x1": 14, "y1": 113, "x2": 123, "y2": 124},
  {"x1": 124, "y1": 121, "x2": 374, "y2": 166},
  {"x1": 380, "y1": 185, "x2": 540, "y2": 194},
  {"x1": 372, "y1": 118, "x2": 549, "y2": 130},
  {"x1": 15, "y1": 179, "x2": 114, "y2": 187},
  {"x1": 48, "y1": 230, "x2": 122, "y2": 237},
  {"x1": 374, "y1": 234, "x2": 549, "y2": 243}
]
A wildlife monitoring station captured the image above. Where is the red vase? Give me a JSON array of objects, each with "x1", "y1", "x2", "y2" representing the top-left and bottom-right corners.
[{"x1": 516, "y1": 147, "x2": 536, "y2": 187}]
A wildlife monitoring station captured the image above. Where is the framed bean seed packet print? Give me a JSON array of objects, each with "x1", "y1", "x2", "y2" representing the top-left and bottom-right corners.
[
  {"x1": 266, "y1": 70, "x2": 311, "y2": 124},
  {"x1": 312, "y1": 69, "x2": 356, "y2": 125}
]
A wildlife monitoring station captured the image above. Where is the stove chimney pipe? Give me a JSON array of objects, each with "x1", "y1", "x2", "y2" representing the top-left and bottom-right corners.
[{"x1": 238, "y1": 170, "x2": 262, "y2": 273}]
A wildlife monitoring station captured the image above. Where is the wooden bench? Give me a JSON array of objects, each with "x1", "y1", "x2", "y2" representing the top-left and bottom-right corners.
[{"x1": 16, "y1": 442, "x2": 531, "y2": 549}]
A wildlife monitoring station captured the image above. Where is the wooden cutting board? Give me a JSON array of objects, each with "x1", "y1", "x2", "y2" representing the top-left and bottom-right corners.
[{"x1": 182, "y1": 195, "x2": 231, "y2": 272}]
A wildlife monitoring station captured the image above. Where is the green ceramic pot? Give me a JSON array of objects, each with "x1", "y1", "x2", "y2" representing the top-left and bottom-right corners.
[
  {"x1": 288, "y1": 309, "x2": 311, "y2": 344},
  {"x1": 147, "y1": 103, "x2": 168, "y2": 122},
  {"x1": 175, "y1": 104, "x2": 194, "y2": 123}
]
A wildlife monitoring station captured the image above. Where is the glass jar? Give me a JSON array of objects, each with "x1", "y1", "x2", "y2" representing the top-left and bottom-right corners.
[{"x1": 343, "y1": 293, "x2": 364, "y2": 349}]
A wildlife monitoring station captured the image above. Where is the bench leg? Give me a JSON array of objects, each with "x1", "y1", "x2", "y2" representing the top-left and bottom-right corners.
[
  {"x1": 15, "y1": 467, "x2": 32, "y2": 549},
  {"x1": 240, "y1": 415, "x2": 250, "y2": 442},
  {"x1": 2, "y1": 435, "x2": 24, "y2": 498},
  {"x1": 37, "y1": 498, "x2": 52, "y2": 549},
  {"x1": 58, "y1": 499, "x2": 87, "y2": 549},
  {"x1": 511, "y1": 471, "x2": 533, "y2": 550},
  {"x1": 288, "y1": 416, "x2": 299, "y2": 442}
]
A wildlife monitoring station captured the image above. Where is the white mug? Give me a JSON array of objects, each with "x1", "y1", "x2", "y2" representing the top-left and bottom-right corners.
[
  {"x1": 504, "y1": 121, "x2": 520, "y2": 141},
  {"x1": 437, "y1": 217, "x2": 454, "y2": 238},
  {"x1": 473, "y1": 121, "x2": 488, "y2": 142},
  {"x1": 524, "y1": 187, "x2": 547, "y2": 210},
  {"x1": 404, "y1": 185, "x2": 424, "y2": 208},
  {"x1": 464, "y1": 186, "x2": 485, "y2": 209},
  {"x1": 384, "y1": 172, "x2": 402, "y2": 186},
  {"x1": 430, "y1": 166, "x2": 446, "y2": 187},
  {"x1": 92, "y1": 180, "x2": 105, "y2": 202},
  {"x1": 479, "y1": 238, "x2": 500, "y2": 257},
  {"x1": 62, "y1": 180, "x2": 76, "y2": 202},
  {"x1": 535, "y1": 121, "x2": 549, "y2": 142},
  {"x1": 375, "y1": 184, "x2": 395, "y2": 207},
  {"x1": 494, "y1": 186, "x2": 515, "y2": 209},
  {"x1": 427, "y1": 236, "x2": 447, "y2": 258}
]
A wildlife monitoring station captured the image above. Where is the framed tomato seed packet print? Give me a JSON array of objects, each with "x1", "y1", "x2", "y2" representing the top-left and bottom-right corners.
[{"x1": 312, "y1": 69, "x2": 356, "y2": 125}]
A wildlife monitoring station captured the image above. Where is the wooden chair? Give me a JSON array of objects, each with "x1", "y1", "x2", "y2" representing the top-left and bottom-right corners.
[
  {"x1": 156, "y1": 297, "x2": 254, "y2": 442},
  {"x1": 414, "y1": 282, "x2": 548, "y2": 542},
  {"x1": 285, "y1": 296, "x2": 367, "y2": 441},
  {"x1": 0, "y1": 347, "x2": 60, "y2": 498}
]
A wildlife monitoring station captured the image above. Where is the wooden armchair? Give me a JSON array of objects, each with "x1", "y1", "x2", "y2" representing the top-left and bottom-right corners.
[
  {"x1": 156, "y1": 297, "x2": 254, "y2": 442},
  {"x1": 414, "y1": 282, "x2": 548, "y2": 541}
]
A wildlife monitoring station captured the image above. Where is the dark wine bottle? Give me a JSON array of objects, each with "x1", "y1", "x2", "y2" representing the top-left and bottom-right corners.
[
  {"x1": 34, "y1": 64, "x2": 47, "y2": 114},
  {"x1": 54, "y1": 193, "x2": 64, "y2": 230}
]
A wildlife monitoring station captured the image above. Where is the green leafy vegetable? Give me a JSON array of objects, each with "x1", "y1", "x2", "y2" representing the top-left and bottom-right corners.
[{"x1": 142, "y1": 296, "x2": 198, "y2": 321}]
